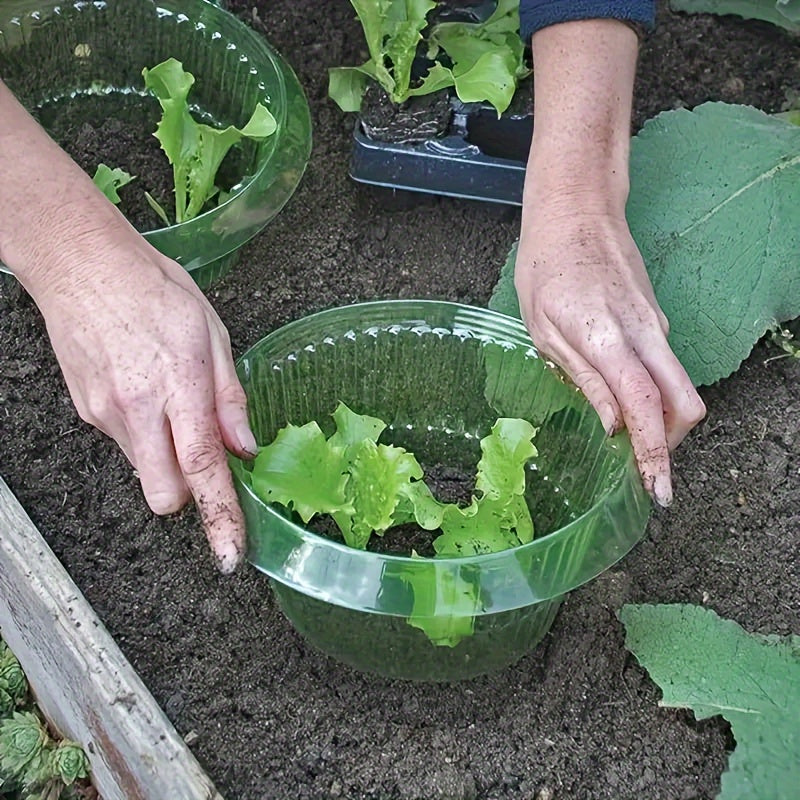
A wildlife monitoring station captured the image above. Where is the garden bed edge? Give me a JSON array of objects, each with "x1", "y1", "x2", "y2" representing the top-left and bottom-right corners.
[{"x1": 0, "y1": 474, "x2": 225, "y2": 800}]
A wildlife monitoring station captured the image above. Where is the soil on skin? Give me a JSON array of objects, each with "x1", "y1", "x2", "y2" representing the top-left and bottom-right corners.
[{"x1": 1, "y1": 3, "x2": 799, "y2": 799}]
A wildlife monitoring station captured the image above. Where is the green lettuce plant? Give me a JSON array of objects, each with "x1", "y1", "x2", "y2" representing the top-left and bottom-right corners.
[
  {"x1": 234, "y1": 402, "x2": 538, "y2": 646},
  {"x1": 426, "y1": 0, "x2": 530, "y2": 113},
  {"x1": 142, "y1": 58, "x2": 277, "y2": 224},
  {"x1": 328, "y1": 0, "x2": 529, "y2": 116}
]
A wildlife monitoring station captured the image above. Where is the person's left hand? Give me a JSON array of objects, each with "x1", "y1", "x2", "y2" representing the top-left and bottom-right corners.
[{"x1": 514, "y1": 200, "x2": 706, "y2": 506}]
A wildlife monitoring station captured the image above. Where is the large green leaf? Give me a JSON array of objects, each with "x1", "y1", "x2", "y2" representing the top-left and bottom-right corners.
[
  {"x1": 620, "y1": 604, "x2": 800, "y2": 800},
  {"x1": 627, "y1": 102, "x2": 800, "y2": 385},
  {"x1": 779, "y1": 0, "x2": 800, "y2": 21},
  {"x1": 488, "y1": 241, "x2": 520, "y2": 319},
  {"x1": 490, "y1": 103, "x2": 800, "y2": 386},
  {"x1": 670, "y1": 0, "x2": 800, "y2": 31}
]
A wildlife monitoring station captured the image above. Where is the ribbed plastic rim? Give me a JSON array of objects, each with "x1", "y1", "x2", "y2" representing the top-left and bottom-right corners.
[{"x1": 234, "y1": 301, "x2": 652, "y2": 614}]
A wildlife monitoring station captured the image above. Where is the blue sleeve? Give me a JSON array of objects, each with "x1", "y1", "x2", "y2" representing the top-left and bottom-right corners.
[{"x1": 519, "y1": 0, "x2": 656, "y2": 41}]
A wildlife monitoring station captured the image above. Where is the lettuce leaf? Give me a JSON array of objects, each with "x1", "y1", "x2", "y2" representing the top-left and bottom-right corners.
[
  {"x1": 328, "y1": 0, "x2": 528, "y2": 114},
  {"x1": 91, "y1": 163, "x2": 135, "y2": 205},
  {"x1": 247, "y1": 403, "x2": 538, "y2": 646},
  {"x1": 142, "y1": 58, "x2": 276, "y2": 223}
]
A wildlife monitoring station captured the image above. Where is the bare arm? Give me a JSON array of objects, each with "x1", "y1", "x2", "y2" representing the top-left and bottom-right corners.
[
  {"x1": 0, "y1": 79, "x2": 252, "y2": 572},
  {"x1": 515, "y1": 19, "x2": 706, "y2": 506}
]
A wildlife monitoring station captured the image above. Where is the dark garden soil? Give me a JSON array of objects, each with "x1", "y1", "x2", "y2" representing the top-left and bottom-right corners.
[
  {"x1": 1, "y1": 2, "x2": 799, "y2": 799},
  {"x1": 37, "y1": 100, "x2": 175, "y2": 232}
]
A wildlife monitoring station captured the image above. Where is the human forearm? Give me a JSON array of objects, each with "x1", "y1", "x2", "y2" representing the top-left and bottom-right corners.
[
  {"x1": 525, "y1": 18, "x2": 638, "y2": 215},
  {"x1": 0, "y1": 79, "x2": 252, "y2": 572},
  {"x1": 515, "y1": 18, "x2": 706, "y2": 506},
  {"x1": 0, "y1": 79, "x2": 130, "y2": 299}
]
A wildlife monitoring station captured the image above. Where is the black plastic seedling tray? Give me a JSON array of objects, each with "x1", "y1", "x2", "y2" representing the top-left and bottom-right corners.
[{"x1": 350, "y1": 96, "x2": 533, "y2": 205}]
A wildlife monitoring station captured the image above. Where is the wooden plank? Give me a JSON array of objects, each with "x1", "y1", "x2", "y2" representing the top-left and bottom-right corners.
[{"x1": 0, "y1": 475, "x2": 225, "y2": 800}]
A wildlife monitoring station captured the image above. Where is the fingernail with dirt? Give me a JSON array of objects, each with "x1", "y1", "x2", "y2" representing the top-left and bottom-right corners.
[
  {"x1": 653, "y1": 474, "x2": 673, "y2": 508},
  {"x1": 215, "y1": 541, "x2": 243, "y2": 575},
  {"x1": 599, "y1": 404, "x2": 617, "y2": 436},
  {"x1": 236, "y1": 423, "x2": 258, "y2": 457}
]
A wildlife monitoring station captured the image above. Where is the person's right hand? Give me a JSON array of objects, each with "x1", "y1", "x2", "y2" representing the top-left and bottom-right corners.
[
  {"x1": 514, "y1": 200, "x2": 706, "y2": 507},
  {"x1": 0, "y1": 77, "x2": 252, "y2": 572},
  {"x1": 25, "y1": 226, "x2": 254, "y2": 573}
]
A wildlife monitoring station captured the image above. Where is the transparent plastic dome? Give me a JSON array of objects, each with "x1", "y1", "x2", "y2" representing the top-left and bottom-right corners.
[
  {"x1": 0, "y1": 0, "x2": 311, "y2": 287},
  {"x1": 232, "y1": 301, "x2": 651, "y2": 681}
]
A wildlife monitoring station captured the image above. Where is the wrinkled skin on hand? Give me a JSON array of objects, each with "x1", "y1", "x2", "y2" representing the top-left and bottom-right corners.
[
  {"x1": 514, "y1": 206, "x2": 707, "y2": 506},
  {"x1": 30, "y1": 233, "x2": 254, "y2": 573},
  {"x1": 0, "y1": 77, "x2": 251, "y2": 573},
  {"x1": 518, "y1": 18, "x2": 707, "y2": 507}
]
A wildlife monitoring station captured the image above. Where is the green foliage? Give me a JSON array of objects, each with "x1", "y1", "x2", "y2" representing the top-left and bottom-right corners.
[
  {"x1": 628, "y1": 103, "x2": 800, "y2": 385},
  {"x1": 488, "y1": 241, "x2": 520, "y2": 319},
  {"x1": 670, "y1": 0, "x2": 800, "y2": 31},
  {"x1": 243, "y1": 402, "x2": 537, "y2": 549},
  {"x1": 240, "y1": 403, "x2": 538, "y2": 646},
  {"x1": 91, "y1": 163, "x2": 135, "y2": 205},
  {"x1": 328, "y1": 0, "x2": 528, "y2": 115},
  {"x1": 766, "y1": 323, "x2": 800, "y2": 361},
  {"x1": 51, "y1": 743, "x2": 90, "y2": 787},
  {"x1": 0, "y1": 712, "x2": 48, "y2": 786},
  {"x1": 328, "y1": 0, "x2": 443, "y2": 111},
  {"x1": 427, "y1": 0, "x2": 529, "y2": 113},
  {"x1": 142, "y1": 58, "x2": 277, "y2": 223},
  {"x1": 619, "y1": 603, "x2": 800, "y2": 800},
  {"x1": 490, "y1": 102, "x2": 800, "y2": 387},
  {"x1": 0, "y1": 639, "x2": 90, "y2": 800},
  {"x1": 399, "y1": 559, "x2": 480, "y2": 645},
  {"x1": 0, "y1": 645, "x2": 28, "y2": 710}
]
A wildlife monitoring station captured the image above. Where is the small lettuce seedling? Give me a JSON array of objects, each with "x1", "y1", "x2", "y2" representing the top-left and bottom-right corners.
[
  {"x1": 142, "y1": 58, "x2": 277, "y2": 224},
  {"x1": 329, "y1": 0, "x2": 529, "y2": 115},
  {"x1": 91, "y1": 163, "x2": 136, "y2": 205},
  {"x1": 236, "y1": 402, "x2": 538, "y2": 646}
]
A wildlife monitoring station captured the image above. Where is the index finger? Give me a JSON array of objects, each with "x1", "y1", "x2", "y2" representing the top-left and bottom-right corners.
[
  {"x1": 589, "y1": 340, "x2": 672, "y2": 507},
  {"x1": 167, "y1": 380, "x2": 246, "y2": 574}
]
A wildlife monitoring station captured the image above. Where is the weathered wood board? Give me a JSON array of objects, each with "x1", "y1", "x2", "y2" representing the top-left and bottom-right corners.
[{"x1": 0, "y1": 474, "x2": 226, "y2": 800}]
